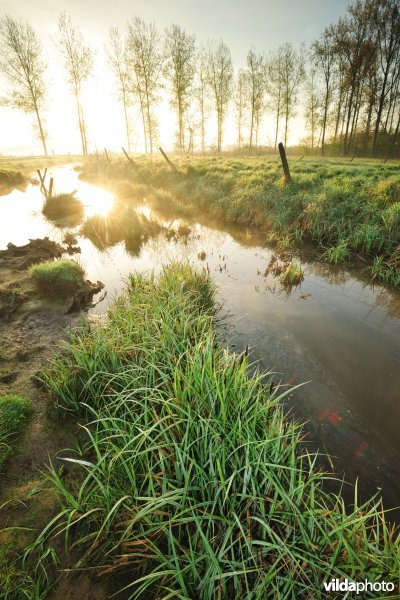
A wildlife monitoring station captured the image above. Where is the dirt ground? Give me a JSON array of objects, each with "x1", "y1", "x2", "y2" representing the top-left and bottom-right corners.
[{"x1": 0, "y1": 238, "x2": 108, "y2": 598}]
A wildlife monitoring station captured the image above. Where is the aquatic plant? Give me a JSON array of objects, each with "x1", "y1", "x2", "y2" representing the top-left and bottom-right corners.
[
  {"x1": 280, "y1": 260, "x2": 304, "y2": 286},
  {"x1": 31, "y1": 263, "x2": 400, "y2": 598}
]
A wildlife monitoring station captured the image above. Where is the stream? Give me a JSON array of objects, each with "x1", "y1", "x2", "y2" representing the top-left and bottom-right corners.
[{"x1": 2, "y1": 163, "x2": 400, "y2": 511}]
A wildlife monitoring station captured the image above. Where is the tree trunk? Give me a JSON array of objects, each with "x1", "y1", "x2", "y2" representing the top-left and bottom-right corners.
[
  {"x1": 74, "y1": 91, "x2": 86, "y2": 155},
  {"x1": 34, "y1": 103, "x2": 48, "y2": 156},
  {"x1": 321, "y1": 87, "x2": 329, "y2": 156},
  {"x1": 145, "y1": 89, "x2": 153, "y2": 155},
  {"x1": 249, "y1": 95, "x2": 254, "y2": 149},
  {"x1": 372, "y1": 64, "x2": 391, "y2": 155},
  {"x1": 122, "y1": 89, "x2": 131, "y2": 153},
  {"x1": 343, "y1": 86, "x2": 355, "y2": 155}
]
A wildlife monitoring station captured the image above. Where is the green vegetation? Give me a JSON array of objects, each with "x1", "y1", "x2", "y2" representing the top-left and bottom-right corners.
[
  {"x1": 0, "y1": 394, "x2": 31, "y2": 471},
  {"x1": 80, "y1": 205, "x2": 162, "y2": 255},
  {"x1": 42, "y1": 193, "x2": 84, "y2": 226},
  {"x1": 0, "y1": 539, "x2": 49, "y2": 600},
  {"x1": 29, "y1": 259, "x2": 85, "y2": 299},
  {"x1": 0, "y1": 155, "x2": 82, "y2": 176},
  {"x1": 28, "y1": 263, "x2": 400, "y2": 598},
  {"x1": 81, "y1": 155, "x2": 400, "y2": 286},
  {"x1": 0, "y1": 169, "x2": 26, "y2": 187},
  {"x1": 280, "y1": 260, "x2": 304, "y2": 287}
]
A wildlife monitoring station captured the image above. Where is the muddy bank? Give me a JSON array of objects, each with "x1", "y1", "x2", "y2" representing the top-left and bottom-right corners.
[
  {"x1": 0, "y1": 237, "x2": 105, "y2": 596},
  {"x1": 0, "y1": 238, "x2": 104, "y2": 316}
]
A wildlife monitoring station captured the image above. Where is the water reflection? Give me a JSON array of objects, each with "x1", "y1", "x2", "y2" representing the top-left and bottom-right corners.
[{"x1": 2, "y1": 164, "x2": 400, "y2": 509}]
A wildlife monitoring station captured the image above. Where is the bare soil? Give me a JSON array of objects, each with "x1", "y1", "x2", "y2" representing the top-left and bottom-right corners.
[{"x1": 0, "y1": 237, "x2": 107, "y2": 597}]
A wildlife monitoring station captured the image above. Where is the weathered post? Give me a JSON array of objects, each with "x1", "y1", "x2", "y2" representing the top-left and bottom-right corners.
[
  {"x1": 104, "y1": 148, "x2": 110, "y2": 162},
  {"x1": 122, "y1": 147, "x2": 134, "y2": 165},
  {"x1": 37, "y1": 169, "x2": 48, "y2": 198},
  {"x1": 48, "y1": 177, "x2": 54, "y2": 199},
  {"x1": 278, "y1": 142, "x2": 292, "y2": 184},
  {"x1": 159, "y1": 147, "x2": 177, "y2": 172}
]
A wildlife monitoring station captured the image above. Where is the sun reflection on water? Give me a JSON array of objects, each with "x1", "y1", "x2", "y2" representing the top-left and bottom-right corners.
[{"x1": 81, "y1": 185, "x2": 114, "y2": 217}]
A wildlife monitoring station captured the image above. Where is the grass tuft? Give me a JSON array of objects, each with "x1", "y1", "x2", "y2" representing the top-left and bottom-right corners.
[
  {"x1": 0, "y1": 394, "x2": 31, "y2": 471},
  {"x1": 42, "y1": 193, "x2": 84, "y2": 226},
  {"x1": 280, "y1": 260, "x2": 304, "y2": 286},
  {"x1": 29, "y1": 262, "x2": 400, "y2": 598},
  {"x1": 29, "y1": 259, "x2": 85, "y2": 299}
]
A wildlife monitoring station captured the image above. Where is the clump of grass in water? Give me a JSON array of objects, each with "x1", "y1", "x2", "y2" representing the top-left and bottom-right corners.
[
  {"x1": 0, "y1": 394, "x2": 31, "y2": 471},
  {"x1": 42, "y1": 193, "x2": 84, "y2": 224},
  {"x1": 31, "y1": 263, "x2": 400, "y2": 598},
  {"x1": 280, "y1": 260, "x2": 304, "y2": 287},
  {"x1": 29, "y1": 259, "x2": 85, "y2": 299}
]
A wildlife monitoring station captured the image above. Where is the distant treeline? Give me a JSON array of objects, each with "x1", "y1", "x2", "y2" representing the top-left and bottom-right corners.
[{"x1": 0, "y1": 0, "x2": 399, "y2": 157}]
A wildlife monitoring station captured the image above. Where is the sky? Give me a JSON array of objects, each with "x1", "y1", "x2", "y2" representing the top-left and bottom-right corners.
[{"x1": 0, "y1": 0, "x2": 351, "y2": 155}]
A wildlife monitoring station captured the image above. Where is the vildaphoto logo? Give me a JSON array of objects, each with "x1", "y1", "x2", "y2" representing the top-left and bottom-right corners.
[{"x1": 323, "y1": 578, "x2": 395, "y2": 595}]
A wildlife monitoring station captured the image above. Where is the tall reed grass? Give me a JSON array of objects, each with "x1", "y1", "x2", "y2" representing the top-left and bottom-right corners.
[{"x1": 32, "y1": 263, "x2": 400, "y2": 598}]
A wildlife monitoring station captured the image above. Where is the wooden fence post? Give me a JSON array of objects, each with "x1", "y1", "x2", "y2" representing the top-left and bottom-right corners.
[
  {"x1": 278, "y1": 143, "x2": 292, "y2": 184},
  {"x1": 122, "y1": 147, "x2": 134, "y2": 165},
  {"x1": 159, "y1": 147, "x2": 177, "y2": 172},
  {"x1": 48, "y1": 177, "x2": 54, "y2": 199}
]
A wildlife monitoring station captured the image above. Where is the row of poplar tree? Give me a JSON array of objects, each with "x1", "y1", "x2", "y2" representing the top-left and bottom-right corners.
[{"x1": 0, "y1": 0, "x2": 399, "y2": 157}]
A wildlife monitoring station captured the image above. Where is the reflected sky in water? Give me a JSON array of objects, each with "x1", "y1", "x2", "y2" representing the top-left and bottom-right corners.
[{"x1": 1, "y1": 163, "x2": 400, "y2": 505}]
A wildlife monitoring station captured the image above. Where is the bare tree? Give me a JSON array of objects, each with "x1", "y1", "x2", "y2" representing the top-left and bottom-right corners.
[
  {"x1": 195, "y1": 46, "x2": 210, "y2": 154},
  {"x1": 56, "y1": 12, "x2": 93, "y2": 156},
  {"x1": 267, "y1": 48, "x2": 284, "y2": 150},
  {"x1": 304, "y1": 52, "x2": 322, "y2": 149},
  {"x1": 280, "y1": 43, "x2": 305, "y2": 147},
  {"x1": 313, "y1": 28, "x2": 335, "y2": 155},
  {"x1": 207, "y1": 40, "x2": 233, "y2": 152},
  {"x1": 246, "y1": 48, "x2": 266, "y2": 149},
  {"x1": 370, "y1": 0, "x2": 400, "y2": 155},
  {"x1": 332, "y1": 3, "x2": 375, "y2": 155},
  {"x1": 105, "y1": 27, "x2": 131, "y2": 152},
  {"x1": 234, "y1": 68, "x2": 248, "y2": 149},
  {"x1": 164, "y1": 24, "x2": 196, "y2": 153},
  {"x1": 0, "y1": 15, "x2": 48, "y2": 155},
  {"x1": 126, "y1": 17, "x2": 162, "y2": 154}
]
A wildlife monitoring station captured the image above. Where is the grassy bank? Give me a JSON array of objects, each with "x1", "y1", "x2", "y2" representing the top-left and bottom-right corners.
[
  {"x1": 27, "y1": 263, "x2": 400, "y2": 598},
  {"x1": 80, "y1": 155, "x2": 400, "y2": 286}
]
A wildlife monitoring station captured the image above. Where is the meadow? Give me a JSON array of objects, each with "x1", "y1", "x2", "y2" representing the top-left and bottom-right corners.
[{"x1": 81, "y1": 154, "x2": 400, "y2": 286}]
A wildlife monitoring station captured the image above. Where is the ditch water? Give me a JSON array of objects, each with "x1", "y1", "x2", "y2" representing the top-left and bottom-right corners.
[{"x1": 2, "y1": 164, "x2": 400, "y2": 510}]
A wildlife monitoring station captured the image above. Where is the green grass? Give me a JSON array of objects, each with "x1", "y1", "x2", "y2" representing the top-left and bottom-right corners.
[
  {"x1": 26, "y1": 263, "x2": 400, "y2": 598},
  {"x1": 80, "y1": 204, "x2": 162, "y2": 255},
  {"x1": 0, "y1": 170, "x2": 26, "y2": 187},
  {"x1": 0, "y1": 155, "x2": 82, "y2": 177},
  {"x1": 280, "y1": 261, "x2": 304, "y2": 287},
  {"x1": 42, "y1": 193, "x2": 84, "y2": 226},
  {"x1": 29, "y1": 259, "x2": 85, "y2": 299},
  {"x1": 80, "y1": 155, "x2": 400, "y2": 286},
  {"x1": 0, "y1": 394, "x2": 31, "y2": 471}
]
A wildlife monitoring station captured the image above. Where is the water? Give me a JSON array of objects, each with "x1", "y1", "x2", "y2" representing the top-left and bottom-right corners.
[{"x1": 2, "y1": 164, "x2": 400, "y2": 508}]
